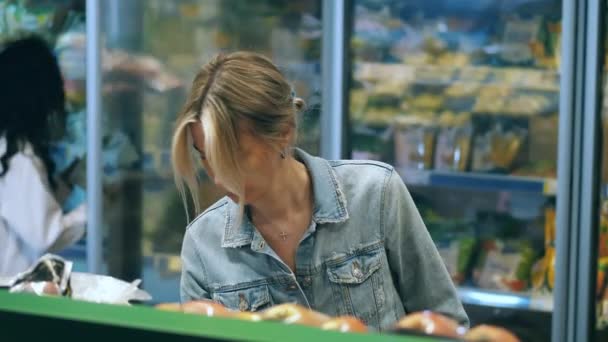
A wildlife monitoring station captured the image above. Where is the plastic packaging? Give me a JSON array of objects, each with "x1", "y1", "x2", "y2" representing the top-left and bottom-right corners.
[
  {"x1": 394, "y1": 116, "x2": 436, "y2": 170},
  {"x1": 70, "y1": 272, "x2": 151, "y2": 305},
  {"x1": 473, "y1": 239, "x2": 537, "y2": 292},
  {"x1": 434, "y1": 113, "x2": 473, "y2": 172},
  {"x1": 6, "y1": 254, "x2": 72, "y2": 296},
  {"x1": 4, "y1": 254, "x2": 151, "y2": 305}
]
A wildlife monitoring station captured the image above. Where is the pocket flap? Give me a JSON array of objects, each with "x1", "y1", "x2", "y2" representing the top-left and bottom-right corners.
[
  {"x1": 212, "y1": 284, "x2": 271, "y2": 311},
  {"x1": 326, "y1": 249, "x2": 383, "y2": 285}
]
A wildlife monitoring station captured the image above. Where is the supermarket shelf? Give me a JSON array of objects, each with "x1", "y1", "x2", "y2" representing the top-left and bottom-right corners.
[
  {"x1": 458, "y1": 287, "x2": 553, "y2": 313},
  {"x1": 354, "y1": 62, "x2": 559, "y2": 92},
  {"x1": 397, "y1": 168, "x2": 557, "y2": 195}
]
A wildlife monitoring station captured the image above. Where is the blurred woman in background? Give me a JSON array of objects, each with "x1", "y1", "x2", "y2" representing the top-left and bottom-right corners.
[{"x1": 0, "y1": 35, "x2": 85, "y2": 277}]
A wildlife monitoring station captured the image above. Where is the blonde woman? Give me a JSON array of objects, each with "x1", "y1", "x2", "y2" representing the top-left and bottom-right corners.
[{"x1": 172, "y1": 52, "x2": 468, "y2": 330}]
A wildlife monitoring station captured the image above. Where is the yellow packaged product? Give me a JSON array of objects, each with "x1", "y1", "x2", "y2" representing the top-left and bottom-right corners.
[
  {"x1": 436, "y1": 52, "x2": 470, "y2": 67},
  {"x1": 600, "y1": 199, "x2": 608, "y2": 258},
  {"x1": 394, "y1": 116, "x2": 436, "y2": 171},
  {"x1": 415, "y1": 65, "x2": 453, "y2": 83},
  {"x1": 473, "y1": 86, "x2": 511, "y2": 113},
  {"x1": 489, "y1": 125, "x2": 527, "y2": 171},
  {"x1": 434, "y1": 113, "x2": 472, "y2": 172},
  {"x1": 531, "y1": 207, "x2": 556, "y2": 291},
  {"x1": 445, "y1": 83, "x2": 479, "y2": 98},
  {"x1": 411, "y1": 94, "x2": 444, "y2": 110},
  {"x1": 459, "y1": 66, "x2": 491, "y2": 83},
  {"x1": 504, "y1": 95, "x2": 551, "y2": 116}
]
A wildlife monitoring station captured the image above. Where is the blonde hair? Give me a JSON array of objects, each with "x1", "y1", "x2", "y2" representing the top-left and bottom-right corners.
[{"x1": 171, "y1": 51, "x2": 305, "y2": 219}]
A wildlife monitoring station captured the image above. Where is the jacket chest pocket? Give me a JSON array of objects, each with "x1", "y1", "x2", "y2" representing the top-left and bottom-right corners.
[
  {"x1": 326, "y1": 248, "x2": 386, "y2": 328},
  {"x1": 212, "y1": 284, "x2": 272, "y2": 312}
]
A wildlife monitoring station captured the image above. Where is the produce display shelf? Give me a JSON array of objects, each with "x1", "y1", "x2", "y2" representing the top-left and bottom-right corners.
[{"x1": 0, "y1": 291, "x2": 451, "y2": 341}]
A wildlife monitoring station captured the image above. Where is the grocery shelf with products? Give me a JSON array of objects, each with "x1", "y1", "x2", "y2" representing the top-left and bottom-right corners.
[
  {"x1": 595, "y1": 17, "x2": 608, "y2": 337},
  {"x1": 398, "y1": 169, "x2": 557, "y2": 195},
  {"x1": 345, "y1": 0, "x2": 562, "y2": 340}
]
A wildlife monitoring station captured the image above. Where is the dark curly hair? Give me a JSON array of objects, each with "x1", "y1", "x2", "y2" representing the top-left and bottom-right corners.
[{"x1": 0, "y1": 35, "x2": 66, "y2": 189}]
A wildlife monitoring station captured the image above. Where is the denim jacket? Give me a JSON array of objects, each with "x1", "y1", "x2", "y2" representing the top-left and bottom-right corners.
[{"x1": 180, "y1": 148, "x2": 469, "y2": 330}]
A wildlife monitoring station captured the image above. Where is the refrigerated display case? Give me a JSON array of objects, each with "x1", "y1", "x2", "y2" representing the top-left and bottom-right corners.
[
  {"x1": 35, "y1": 0, "x2": 602, "y2": 340},
  {"x1": 344, "y1": 0, "x2": 560, "y2": 341},
  {"x1": 0, "y1": 0, "x2": 85, "y2": 41},
  {"x1": 340, "y1": 0, "x2": 608, "y2": 341}
]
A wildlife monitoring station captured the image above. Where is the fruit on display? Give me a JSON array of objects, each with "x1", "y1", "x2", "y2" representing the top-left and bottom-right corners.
[
  {"x1": 394, "y1": 311, "x2": 465, "y2": 339},
  {"x1": 155, "y1": 301, "x2": 332, "y2": 327},
  {"x1": 232, "y1": 311, "x2": 264, "y2": 322},
  {"x1": 260, "y1": 303, "x2": 330, "y2": 327},
  {"x1": 153, "y1": 302, "x2": 524, "y2": 340},
  {"x1": 156, "y1": 300, "x2": 233, "y2": 317},
  {"x1": 181, "y1": 300, "x2": 233, "y2": 317},
  {"x1": 155, "y1": 302, "x2": 183, "y2": 312},
  {"x1": 321, "y1": 316, "x2": 368, "y2": 333},
  {"x1": 465, "y1": 324, "x2": 521, "y2": 342}
]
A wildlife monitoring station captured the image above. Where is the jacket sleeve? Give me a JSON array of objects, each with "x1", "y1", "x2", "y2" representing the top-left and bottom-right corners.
[
  {"x1": 180, "y1": 227, "x2": 211, "y2": 302},
  {"x1": 1, "y1": 153, "x2": 85, "y2": 255},
  {"x1": 382, "y1": 168, "x2": 469, "y2": 326}
]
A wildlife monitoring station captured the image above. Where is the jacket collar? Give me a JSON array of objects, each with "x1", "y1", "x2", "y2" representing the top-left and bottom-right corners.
[{"x1": 221, "y1": 148, "x2": 349, "y2": 248}]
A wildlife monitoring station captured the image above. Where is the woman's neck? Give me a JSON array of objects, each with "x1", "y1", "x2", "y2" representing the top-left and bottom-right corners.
[{"x1": 249, "y1": 157, "x2": 313, "y2": 224}]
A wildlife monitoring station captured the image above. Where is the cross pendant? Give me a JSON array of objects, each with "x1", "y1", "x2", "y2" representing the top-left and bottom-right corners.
[{"x1": 279, "y1": 231, "x2": 288, "y2": 241}]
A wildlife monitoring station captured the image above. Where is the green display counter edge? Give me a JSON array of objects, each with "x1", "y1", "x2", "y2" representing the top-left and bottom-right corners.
[{"x1": 0, "y1": 291, "x2": 448, "y2": 342}]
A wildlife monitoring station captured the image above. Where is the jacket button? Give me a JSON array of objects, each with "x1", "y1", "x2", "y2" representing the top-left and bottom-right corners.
[
  {"x1": 352, "y1": 262, "x2": 363, "y2": 279},
  {"x1": 302, "y1": 277, "x2": 312, "y2": 287},
  {"x1": 287, "y1": 284, "x2": 298, "y2": 291}
]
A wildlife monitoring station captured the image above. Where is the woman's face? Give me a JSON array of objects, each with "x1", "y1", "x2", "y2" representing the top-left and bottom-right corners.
[{"x1": 190, "y1": 122, "x2": 283, "y2": 204}]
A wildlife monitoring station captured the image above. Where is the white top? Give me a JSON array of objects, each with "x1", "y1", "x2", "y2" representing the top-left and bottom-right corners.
[{"x1": 0, "y1": 137, "x2": 85, "y2": 277}]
